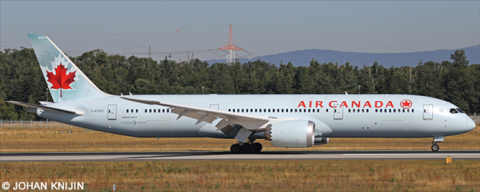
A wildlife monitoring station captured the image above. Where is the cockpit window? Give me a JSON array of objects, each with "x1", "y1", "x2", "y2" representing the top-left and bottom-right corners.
[
  {"x1": 456, "y1": 108, "x2": 465, "y2": 113},
  {"x1": 449, "y1": 108, "x2": 458, "y2": 114}
]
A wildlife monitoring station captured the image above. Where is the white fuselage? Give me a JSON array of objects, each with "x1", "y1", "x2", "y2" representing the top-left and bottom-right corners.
[{"x1": 37, "y1": 94, "x2": 474, "y2": 139}]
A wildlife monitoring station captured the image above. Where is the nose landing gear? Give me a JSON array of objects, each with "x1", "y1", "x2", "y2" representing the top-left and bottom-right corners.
[
  {"x1": 431, "y1": 136, "x2": 444, "y2": 152},
  {"x1": 431, "y1": 142, "x2": 439, "y2": 152}
]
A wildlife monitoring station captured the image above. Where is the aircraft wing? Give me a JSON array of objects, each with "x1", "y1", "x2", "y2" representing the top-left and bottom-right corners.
[
  {"x1": 120, "y1": 97, "x2": 272, "y2": 131},
  {"x1": 6, "y1": 101, "x2": 84, "y2": 115}
]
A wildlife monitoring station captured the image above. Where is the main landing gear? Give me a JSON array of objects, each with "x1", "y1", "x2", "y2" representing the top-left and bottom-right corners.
[{"x1": 230, "y1": 140, "x2": 263, "y2": 154}]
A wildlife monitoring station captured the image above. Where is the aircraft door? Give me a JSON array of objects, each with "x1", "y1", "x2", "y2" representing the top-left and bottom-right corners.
[
  {"x1": 334, "y1": 104, "x2": 343, "y2": 120},
  {"x1": 423, "y1": 104, "x2": 433, "y2": 120},
  {"x1": 108, "y1": 104, "x2": 117, "y2": 120}
]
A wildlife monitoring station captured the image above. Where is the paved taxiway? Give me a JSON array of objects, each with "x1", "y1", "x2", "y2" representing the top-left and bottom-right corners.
[{"x1": 1, "y1": 151, "x2": 479, "y2": 162}]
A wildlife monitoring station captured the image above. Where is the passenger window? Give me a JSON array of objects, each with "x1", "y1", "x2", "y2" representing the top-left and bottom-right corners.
[
  {"x1": 136, "y1": 109, "x2": 138, "y2": 113},
  {"x1": 375, "y1": 109, "x2": 378, "y2": 113},
  {"x1": 403, "y1": 109, "x2": 405, "y2": 113},
  {"x1": 348, "y1": 109, "x2": 351, "y2": 112},
  {"x1": 126, "y1": 109, "x2": 129, "y2": 113},
  {"x1": 307, "y1": 109, "x2": 310, "y2": 112},
  {"x1": 326, "y1": 109, "x2": 329, "y2": 112},
  {"x1": 149, "y1": 109, "x2": 152, "y2": 113},
  {"x1": 295, "y1": 109, "x2": 297, "y2": 112},
  {"x1": 304, "y1": 109, "x2": 306, "y2": 112},
  {"x1": 145, "y1": 109, "x2": 147, "y2": 113},
  {"x1": 154, "y1": 109, "x2": 156, "y2": 113},
  {"x1": 317, "y1": 109, "x2": 320, "y2": 112},
  {"x1": 412, "y1": 109, "x2": 414, "y2": 113},
  {"x1": 291, "y1": 109, "x2": 293, "y2": 112},
  {"x1": 228, "y1": 109, "x2": 231, "y2": 112},
  {"x1": 366, "y1": 109, "x2": 369, "y2": 113},
  {"x1": 334, "y1": 109, "x2": 337, "y2": 113},
  {"x1": 393, "y1": 109, "x2": 395, "y2": 113},
  {"x1": 362, "y1": 109, "x2": 364, "y2": 113}
]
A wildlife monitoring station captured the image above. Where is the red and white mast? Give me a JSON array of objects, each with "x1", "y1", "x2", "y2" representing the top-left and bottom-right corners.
[{"x1": 218, "y1": 25, "x2": 243, "y2": 64}]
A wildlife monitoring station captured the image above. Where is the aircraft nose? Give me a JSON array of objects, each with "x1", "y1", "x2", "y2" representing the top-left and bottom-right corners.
[{"x1": 466, "y1": 117, "x2": 476, "y2": 131}]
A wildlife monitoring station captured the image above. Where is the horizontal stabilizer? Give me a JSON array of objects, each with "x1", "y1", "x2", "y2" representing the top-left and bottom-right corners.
[
  {"x1": 39, "y1": 101, "x2": 54, "y2": 105},
  {"x1": 6, "y1": 101, "x2": 84, "y2": 115}
]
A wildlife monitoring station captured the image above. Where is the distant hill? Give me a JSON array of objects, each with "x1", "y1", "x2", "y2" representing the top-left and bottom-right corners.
[{"x1": 206, "y1": 45, "x2": 479, "y2": 67}]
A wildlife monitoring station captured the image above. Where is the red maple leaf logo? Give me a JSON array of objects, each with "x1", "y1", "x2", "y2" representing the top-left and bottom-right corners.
[
  {"x1": 46, "y1": 63, "x2": 76, "y2": 97},
  {"x1": 400, "y1": 99, "x2": 412, "y2": 109}
]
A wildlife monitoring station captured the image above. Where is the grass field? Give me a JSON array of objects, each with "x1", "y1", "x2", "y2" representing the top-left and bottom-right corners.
[
  {"x1": 0, "y1": 124, "x2": 478, "y2": 152},
  {"x1": 1, "y1": 160, "x2": 479, "y2": 191}
]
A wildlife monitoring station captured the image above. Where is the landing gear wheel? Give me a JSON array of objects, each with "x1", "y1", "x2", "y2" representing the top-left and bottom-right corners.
[
  {"x1": 230, "y1": 144, "x2": 241, "y2": 154},
  {"x1": 252, "y1": 143, "x2": 263, "y2": 153},
  {"x1": 431, "y1": 144, "x2": 439, "y2": 152},
  {"x1": 242, "y1": 143, "x2": 253, "y2": 153}
]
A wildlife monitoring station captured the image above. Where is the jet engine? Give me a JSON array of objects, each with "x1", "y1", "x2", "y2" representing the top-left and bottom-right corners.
[{"x1": 265, "y1": 120, "x2": 315, "y2": 148}]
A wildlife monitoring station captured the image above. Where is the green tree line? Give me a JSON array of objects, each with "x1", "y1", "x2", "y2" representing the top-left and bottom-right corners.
[{"x1": 1, "y1": 48, "x2": 479, "y2": 120}]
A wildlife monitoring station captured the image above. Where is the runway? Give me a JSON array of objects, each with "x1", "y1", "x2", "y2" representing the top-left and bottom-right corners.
[{"x1": 1, "y1": 151, "x2": 479, "y2": 162}]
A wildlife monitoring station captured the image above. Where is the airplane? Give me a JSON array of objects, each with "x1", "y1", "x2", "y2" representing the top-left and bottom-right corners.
[{"x1": 7, "y1": 33, "x2": 477, "y2": 153}]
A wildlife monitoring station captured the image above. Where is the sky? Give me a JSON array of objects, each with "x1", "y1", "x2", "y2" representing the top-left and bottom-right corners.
[{"x1": 1, "y1": 1, "x2": 479, "y2": 62}]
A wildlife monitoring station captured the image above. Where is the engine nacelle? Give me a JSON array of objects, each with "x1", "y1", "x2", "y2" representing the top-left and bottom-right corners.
[{"x1": 265, "y1": 120, "x2": 315, "y2": 148}]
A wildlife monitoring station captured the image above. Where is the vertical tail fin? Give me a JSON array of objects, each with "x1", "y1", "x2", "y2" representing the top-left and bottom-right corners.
[{"x1": 28, "y1": 33, "x2": 110, "y2": 102}]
